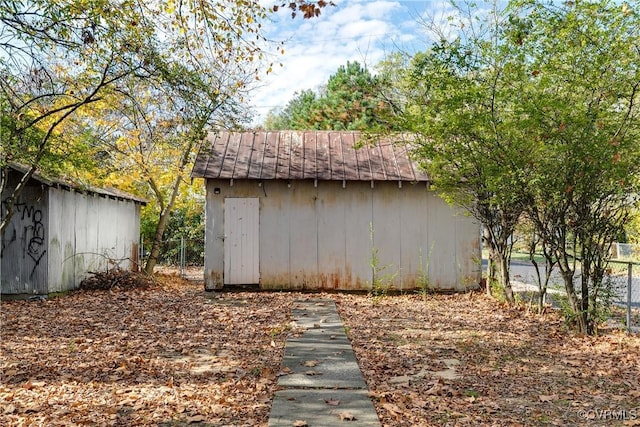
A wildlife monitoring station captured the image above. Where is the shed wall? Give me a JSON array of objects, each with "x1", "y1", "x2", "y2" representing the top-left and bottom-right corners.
[
  {"x1": 47, "y1": 188, "x2": 141, "y2": 293},
  {"x1": 0, "y1": 182, "x2": 49, "y2": 294},
  {"x1": 204, "y1": 179, "x2": 481, "y2": 291}
]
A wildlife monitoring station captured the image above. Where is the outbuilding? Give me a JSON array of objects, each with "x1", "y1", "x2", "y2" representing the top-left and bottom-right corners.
[
  {"x1": 192, "y1": 130, "x2": 480, "y2": 292},
  {"x1": 1, "y1": 164, "x2": 146, "y2": 297}
]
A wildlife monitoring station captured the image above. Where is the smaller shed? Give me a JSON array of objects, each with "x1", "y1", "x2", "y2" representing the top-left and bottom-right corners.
[
  {"x1": 192, "y1": 130, "x2": 481, "y2": 292},
  {"x1": 1, "y1": 164, "x2": 146, "y2": 297}
]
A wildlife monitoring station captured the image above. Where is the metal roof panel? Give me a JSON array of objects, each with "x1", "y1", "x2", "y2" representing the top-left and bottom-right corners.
[{"x1": 191, "y1": 130, "x2": 429, "y2": 182}]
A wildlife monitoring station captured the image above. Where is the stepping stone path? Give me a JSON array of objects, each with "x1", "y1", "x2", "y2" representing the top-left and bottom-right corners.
[{"x1": 269, "y1": 299, "x2": 381, "y2": 426}]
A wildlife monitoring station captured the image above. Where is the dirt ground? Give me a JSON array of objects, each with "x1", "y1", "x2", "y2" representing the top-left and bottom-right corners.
[{"x1": 1, "y1": 275, "x2": 639, "y2": 426}]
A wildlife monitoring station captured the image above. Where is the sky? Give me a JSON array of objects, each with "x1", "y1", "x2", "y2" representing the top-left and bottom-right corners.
[{"x1": 249, "y1": 0, "x2": 457, "y2": 125}]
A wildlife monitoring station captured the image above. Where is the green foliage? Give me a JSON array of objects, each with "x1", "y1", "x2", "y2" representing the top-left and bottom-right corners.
[
  {"x1": 417, "y1": 245, "x2": 434, "y2": 301},
  {"x1": 263, "y1": 61, "x2": 397, "y2": 131},
  {"x1": 265, "y1": 89, "x2": 318, "y2": 130},
  {"x1": 368, "y1": 223, "x2": 398, "y2": 301},
  {"x1": 0, "y1": 0, "x2": 330, "y2": 264},
  {"x1": 133, "y1": 175, "x2": 205, "y2": 263},
  {"x1": 0, "y1": 0, "x2": 270, "y2": 234},
  {"x1": 388, "y1": 0, "x2": 640, "y2": 333},
  {"x1": 626, "y1": 209, "x2": 640, "y2": 244},
  {"x1": 511, "y1": 0, "x2": 640, "y2": 334},
  {"x1": 394, "y1": 3, "x2": 533, "y2": 304}
]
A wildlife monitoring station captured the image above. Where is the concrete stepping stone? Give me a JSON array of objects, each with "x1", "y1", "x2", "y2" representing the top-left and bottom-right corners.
[{"x1": 269, "y1": 299, "x2": 380, "y2": 427}]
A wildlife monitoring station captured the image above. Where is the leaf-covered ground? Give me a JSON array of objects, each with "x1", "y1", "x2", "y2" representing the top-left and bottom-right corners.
[
  {"x1": 1, "y1": 277, "x2": 292, "y2": 426},
  {"x1": 336, "y1": 294, "x2": 640, "y2": 427},
  {"x1": 1, "y1": 278, "x2": 639, "y2": 426}
]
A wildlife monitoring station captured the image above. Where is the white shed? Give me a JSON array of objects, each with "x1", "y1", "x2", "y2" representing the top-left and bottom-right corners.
[
  {"x1": 191, "y1": 131, "x2": 481, "y2": 292},
  {"x1": 1, "y1": 164, "x2": 146, "y2": 296}
]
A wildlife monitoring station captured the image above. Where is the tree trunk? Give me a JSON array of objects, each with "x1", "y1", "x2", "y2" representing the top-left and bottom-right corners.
[
  {"x1": 537, "y1": 291, "x2": 545, "y2": 312},
  {"x1": 144, "y1": 174, "x2": 183, "y2": 275},
  {"x1": 580, "y1": 274, "x2": 591, "y2": 335},
  {"x1": 484, "y1": 227, "x2": 496, "y2": 296},
  {"x1": 142, "y1": 132, "x2": 198, "y2": 275},
  {"x1": 486, "y1": 256, "x2": 496, "y2": 296},
  {"x1": 498, "y1": 254, "x2": 514, "y2": 304},
  {"x1": 560, "y1": 269, "x2": 588, "y2": 334}
]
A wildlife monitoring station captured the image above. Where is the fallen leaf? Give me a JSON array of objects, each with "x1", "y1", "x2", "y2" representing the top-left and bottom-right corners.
[
  {"x1": 305, "y1": 370, "x2": 322, "y2": 376},
  {"x1": 3, "y1": 279, "x2": 640, "y2": 427},
  {"x1": 382, "y1": 402, "x2": 402, "y2": 415},
  {"x1": 303, "y1": 360, "x2": 319, "y2": 367},
  {"x1": 293, "y1": 420, "x2": 308, "y2": 426},
  {"x1": 425, "y1": 379, "x2": 443, "y2": 395},
  {"x1": 325, "y1": 398, "x2": 340, "y2": 406},
  {"x1": 187, "y1": 415, "x2": 206, "y2": 423},
  {"x1": 278, "y1": 366, "x2": 293, "y2": 376},
  {"x1": 339, "y1": 411, "x2": 357, "y2": 421}
]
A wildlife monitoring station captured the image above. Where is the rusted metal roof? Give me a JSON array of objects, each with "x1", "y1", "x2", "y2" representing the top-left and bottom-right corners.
[
  {"x1": 191, "y1": 131, "x2": 429, "y2": 182},
  {"x1": 7, "y1": 163, "x2": 147, "y2": 205}
]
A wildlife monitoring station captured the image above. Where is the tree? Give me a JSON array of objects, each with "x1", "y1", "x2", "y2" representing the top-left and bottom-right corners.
[
  {"x1": 0, "y1": 0, "x2": 137, "y2": 232},
  {"x1": 512, "y1": 0, "x2": 640, "y2": 334},
  {"x1": 264, "y1": 89, "x2": 318, "y2": 130},
  {"x1": 315, "y1": 61, "x2": 395, "y2": 130},
  {"x1": 397, "y1": 2, "x2": 534, "y2": 304},
  {"x1": 1, "y1": 0, "x2": 331, "y2": 269},
  {"x1": 395, "y1": 0, "x2": 640, "y2": 333},
  {"x1": 1, "y1": 0, "x2": 245, "y2": 227},
  {"x1": 626, "y1": 209, "x2": 640, "y2": 244},
  {"x1": 263, "y1": 61, "x2": 396, "y2": 131},
  {"x1": 71, "y1": 53, "x2": 256, "y2": 273}
]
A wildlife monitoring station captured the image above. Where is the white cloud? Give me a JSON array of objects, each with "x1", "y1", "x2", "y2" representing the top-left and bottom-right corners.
[{"x1": 247, "y1": 0, "x2": 431, "y2": 126}]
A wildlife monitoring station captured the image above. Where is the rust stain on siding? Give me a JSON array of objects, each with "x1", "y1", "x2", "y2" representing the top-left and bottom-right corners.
[
  {"x1": 258, "y1": 271, "x2": 480, "y2": 292},
  {"x1": 261, "y1": 270, "x2": 363, "y2": 291},
  {"x1": 205, "y1": 270, "x2": 223, "y2": 291},
  {"x1": 131, "y1": 243, "x2": 139, "y2": 271}
]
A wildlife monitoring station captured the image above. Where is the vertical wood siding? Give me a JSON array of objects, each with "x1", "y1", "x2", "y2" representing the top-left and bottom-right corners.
[
  {"x1": 47, "y1": 188, "x2": 141, "y2": 293},
  {"x1": 204, "y1": 179, "x2": 481, "y2": 291},
  {"x1": 0, "y1": 183, "x2": 49, "y2": 294},
  {"x1": 223, "y1": 198, "x2": 259, "y2": 284},
  {"x1": 2, "y1": 182, "x2": 142, "y2": 295}
]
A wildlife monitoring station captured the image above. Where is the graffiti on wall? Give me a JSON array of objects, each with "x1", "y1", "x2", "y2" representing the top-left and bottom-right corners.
[{"x1": 1, "y1": 198, "x2": 47, "y2": 278}]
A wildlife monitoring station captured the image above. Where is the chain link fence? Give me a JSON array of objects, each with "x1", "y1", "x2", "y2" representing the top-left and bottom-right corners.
[
  {"x1": 612, "y1": 243, "x2": 640, "y2": 260},
  {"x1": 148, "y1": 239, "x2": 639, "y2": 330},
  {"x1": 140, "y1": 237, "x2": 204, "y2": 280},
  {"x1": 606, "y1": 260, "x2": 640, "y2": 332}
]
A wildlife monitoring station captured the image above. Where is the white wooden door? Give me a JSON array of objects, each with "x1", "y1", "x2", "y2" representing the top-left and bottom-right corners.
[{"x1": 224, "y1": 198, "x2": 259, "y2": 284}]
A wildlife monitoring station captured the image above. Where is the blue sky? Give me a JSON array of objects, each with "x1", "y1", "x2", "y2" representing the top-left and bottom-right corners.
[{"x1": 250, "y1": 0, "x2": 458, "y2": 124}]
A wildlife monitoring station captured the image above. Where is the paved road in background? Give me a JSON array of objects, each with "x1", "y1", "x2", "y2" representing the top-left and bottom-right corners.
[{"x1": 482, "y1": 258, "x2": 640, "y2": 307}]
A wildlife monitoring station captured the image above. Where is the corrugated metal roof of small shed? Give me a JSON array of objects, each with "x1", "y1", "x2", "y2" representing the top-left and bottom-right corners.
[
  {"x1": 191, "y1": 131, "x2": 430, "y2": 182},
  {"x1": 7, "y1": 163, "x2": 148, "y2": 204}
]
